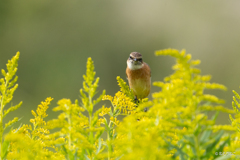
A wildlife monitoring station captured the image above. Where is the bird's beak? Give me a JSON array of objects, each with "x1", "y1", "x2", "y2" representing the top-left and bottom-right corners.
[{"x1": 133, "y1": 58, "x2": 137, "y2": 61}]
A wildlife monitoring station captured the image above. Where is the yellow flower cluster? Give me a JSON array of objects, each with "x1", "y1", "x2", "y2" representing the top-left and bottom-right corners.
[
  {"x1": 99, "y1": 105, "x2": 111, "y2": 117},
  {"x1": 30, "y1": 97, "x2": 53, "y2": 127},
  {"x1": 97, "y1": 118, "x2": 105, "y2": 126},
  {"x1": 0, "y1": 52, "x2": 23, "y2": 159},
  {"x1": 102, "y1": 95, "x2": 113, "y2": 102},
  {"x1": 103, "y1": 91, "x2": 136, "y2": 115},
  {"x1": 110, "y1": 117, "x2": 120, "y2": 126},
  {"x1": 6, "y1": 97, "x2": 63, "y2": 159},
  {"x1": 116, "y1": 76, "x2": 135, "y2": 100}
]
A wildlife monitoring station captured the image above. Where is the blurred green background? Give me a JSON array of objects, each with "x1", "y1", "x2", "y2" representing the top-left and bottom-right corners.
[{"x1": 1, "y1": 1, "x2": 240, "y2": 125}]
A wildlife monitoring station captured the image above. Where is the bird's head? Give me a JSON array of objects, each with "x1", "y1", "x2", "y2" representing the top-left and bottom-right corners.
[{"x1": 127, "y1": 52, "x2": 143, "y2": 70}]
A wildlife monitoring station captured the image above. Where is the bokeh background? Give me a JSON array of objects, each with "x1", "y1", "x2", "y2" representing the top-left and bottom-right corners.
[{"x1": 1, "y1": 1, "x2": 240, "y2": 126}]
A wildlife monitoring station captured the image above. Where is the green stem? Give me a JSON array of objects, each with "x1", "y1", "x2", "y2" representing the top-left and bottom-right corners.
[
  {"x1": 67, "y1": 114, "x2": 72, "y2": 160},
  {"x1": 194, "y1": 135, "x2": 201, "y2": 160},
  {"x1": 107, "y1": 121, "x2": 113, "y2": 160},
  {"x1": 88, "y1": 90, "x2": 94, "y2": 159},
  {"x1": 0, "y1": 80, "x2": 8, "y2": 160}
]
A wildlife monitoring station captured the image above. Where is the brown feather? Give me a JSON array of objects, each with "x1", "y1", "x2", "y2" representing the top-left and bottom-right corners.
[{"x1": 126, "y1": 62, "x2": 151, "y2": 99}]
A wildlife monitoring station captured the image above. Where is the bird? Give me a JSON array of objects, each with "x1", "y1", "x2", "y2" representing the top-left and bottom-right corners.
[{"x1": 126, "y1": 52, "x2": 151, "y2": 101}]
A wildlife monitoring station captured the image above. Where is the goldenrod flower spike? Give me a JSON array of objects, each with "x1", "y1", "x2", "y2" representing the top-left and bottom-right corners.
[{"x1": 0, "y1": 52, "x2": 22, "y2": 159}]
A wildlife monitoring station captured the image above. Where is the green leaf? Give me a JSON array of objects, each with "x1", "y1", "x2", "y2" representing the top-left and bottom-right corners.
[
  {"x1": 205, "y1": 130, "x2": 224, "y2": 156},
  {"x1": 92, "y1": 107, "x2": 102, "y2": 127},
  {"x1": 115, "y1": 155, "x2": 124, "y2": 160},
  {"x1": 93, "y1": 90, "x2": 105, "y2": 106},
  {"x1": 94, "y1": 130, "x2": 104, "y2": 143},
  {"x1": 1, "y1": 139, "x2": 10, "y2": 159},
  {"x1": 214, "y1": 136, "x2": 230, "y2": 159},
  {"x1": 214, "y1": 154, "x2": 232, "y2": 160},
  {"x1": 200, "y1": 130, "x2": 212, "y2": 144},
  {"x1": 61, "y1": 145, "x2": 68, "y2": 157},
  {"x1": 182, "y1": 135, "x2": 196, "y2": 156},
  {"x1": 193, "y1": 124, "x2": 202, "y2": 136},
  {"x1": 183, "y1": 135, "x2": 195, "y2": 147},
  {"x1": 211, "y1": 111, "x2": 220, "y2": 121},
  {"x1": 96, "y1": 138, "x2": 102, "y2": 154},
  {"x1": 74, "y1": 148, "x2": 78, "y2": 160},
  {"x1": 84, "y1": 154, "x2": 91, "y2": 160},
  {"x1": 165, "y1": 139, "x2": 187, "y2": 160}
]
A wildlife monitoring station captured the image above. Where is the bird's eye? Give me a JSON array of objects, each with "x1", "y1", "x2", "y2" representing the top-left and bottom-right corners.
[
  {"x1": 129, "y1": 56, "x2": 133, "y2": 60},
  {"x1": 138, "y1": 58, "x2": 143, "y2": 62}
]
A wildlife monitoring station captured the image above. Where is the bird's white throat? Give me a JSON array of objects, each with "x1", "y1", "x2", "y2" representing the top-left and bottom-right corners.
[{"x1": 127, "y1": 60, "x2": 143, "y2": 70}]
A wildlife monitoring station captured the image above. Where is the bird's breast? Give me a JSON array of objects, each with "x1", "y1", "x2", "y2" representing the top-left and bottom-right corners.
[{"x1": 126, "y1": 63, "x2": 151, "y2": 99}]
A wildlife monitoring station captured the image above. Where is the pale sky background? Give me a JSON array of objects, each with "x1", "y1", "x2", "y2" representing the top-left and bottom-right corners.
[{"x1": 1, "y1": 0, "x2": 240, "y2": 125}]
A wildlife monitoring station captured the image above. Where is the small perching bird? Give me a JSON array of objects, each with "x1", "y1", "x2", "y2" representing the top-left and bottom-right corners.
[{"x1": 126, "y1": 52, "x2": 151, "y2": 100}]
